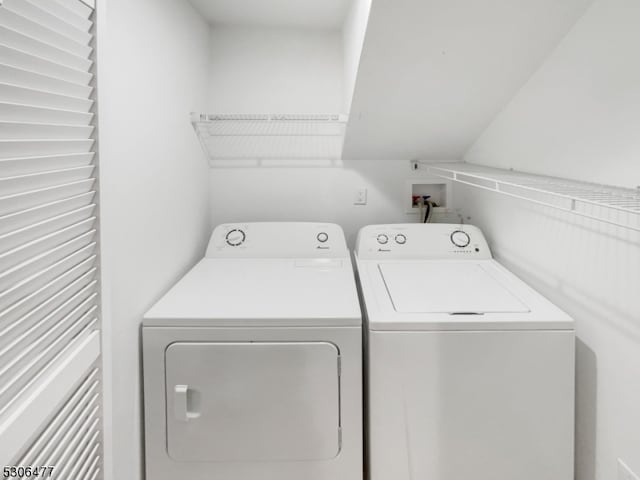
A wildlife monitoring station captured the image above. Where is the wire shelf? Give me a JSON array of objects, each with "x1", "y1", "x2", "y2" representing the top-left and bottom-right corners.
[
  {"x1": 191, "y1": 113, "x2": 348, "y2": 164},
  {"x1": 424, "y1": 162, "x2": 640, "y2": 232}
]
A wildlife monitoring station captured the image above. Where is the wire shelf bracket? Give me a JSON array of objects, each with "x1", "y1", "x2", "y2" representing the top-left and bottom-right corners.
[{"x1": 423, "y1": 162, "x2": 640, "y2": 232}]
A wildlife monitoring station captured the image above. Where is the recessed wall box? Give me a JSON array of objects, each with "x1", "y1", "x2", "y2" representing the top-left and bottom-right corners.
[{"x1": 405, "y1": 178, "x2": 452, "y2": 214}]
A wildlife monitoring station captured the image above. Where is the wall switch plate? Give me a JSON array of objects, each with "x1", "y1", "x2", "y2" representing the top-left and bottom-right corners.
[
  {"x1": 619, "y1": 459, "x2": 640, "y2": 480},
  {"x1": 354, "y1": 188, "x2": 367, "y2": 205}
]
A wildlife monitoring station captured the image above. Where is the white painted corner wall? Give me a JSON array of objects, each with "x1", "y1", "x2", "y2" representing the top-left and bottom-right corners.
[
  {"x1": 463, "y1": 1, "x2": 640, "y2": 478},
  {"x1": 97, "y1": 1, "x2": 212, "y2": 479}
]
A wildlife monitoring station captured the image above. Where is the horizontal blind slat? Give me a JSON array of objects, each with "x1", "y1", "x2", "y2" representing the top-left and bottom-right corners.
[
  {"x1": 0, "y1": 333, "x2": 100, "y2": 466},
  {"x1": 0, "y1": 203, "x2": 95, "y2": 253},
  {"x1": 0, "y1": 271, "x2": 96, "y2": 335},
  {"x1": 0, "y1": 249, "x2": 96, "y2": 312},
  {"x1": 47, "y1": 409, "x2": 99, "y2": 472},
  {"x1": 0, "y1": 179, "x2": 94, "y2": 215},
  {"x1": 29, "y1": 0, "x2": 92, "y2": 33},
  {"x1": 0, "y1": 301, "x2": 97, "y2": 394},
  {"x1": 88, "y1": 466, "x2": 100, "y2": 480},
  {"x1": 0, "y1": 231, "x2": 95, "y2": 291},
  {"x1": 3, "y1": 0, "x2": 92, "y2": 45},
  {"x1": 30, "y1": 381, "x2": 99, "y2": 465},
  {"x1": 0, "y1": 7, "x2": 91, "y2": 57},
  {"x1": 0, "y1": 307, "x2": 97, "y2": 408},
  {"x1": 0, "y1": 165, "x2": 94, "y2": 194},
  {"x1": 54, "y1": 0, "x2": 94, "y2": 20},
  {"x1": 0, "y1": 139, "x2": 94, "y2": 158},
  {"x1": 0, "y1": 25, "x2": 91, "y2": 71},
  {"x1": 54, "y1": 426, "x2": 99, "y2": 479},
  {"x1": 17, "y1": 370, "x2": 98, "y2": 464},
  {"x1": 0, "y1": 83, "x2": 93, "y2": 113},
  {"x1": 0, "y1": 216, "x2": 95, "y2": 270},
  {"x1": 0, "y1": 191, "x2": 94, "y2": 234},
  {"x1": 29, "y1": 392, "x2": 99, "y2": 467},
  {"x1": 0, "y1": 318, "x2": 97, "y2": 415},
  {"x1": 0, "y1": 102, "x2": 93, "y2": 125},
  {"x1": 0, "y1": 260, "x2": 95, "y2": 328},
  {"x1": 69, "y1": 441, "x2": 101, "y2": 480},
  {"x1": 0, "y1": 64, "x2": 92, "y2": 98},
  {"x1": 0, "y1": 153, "x2": 94, "y2": 177},
  {"x1": 0, "y1": 121, "x2": 94, "y2": 139},
  {"x1": 0, "y1": 44, "x2": 92, "y2": 86}
]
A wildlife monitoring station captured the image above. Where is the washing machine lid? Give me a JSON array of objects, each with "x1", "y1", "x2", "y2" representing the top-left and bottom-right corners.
[{"x1": 379, "y1": 262, "x2": 530, "y2": 314}]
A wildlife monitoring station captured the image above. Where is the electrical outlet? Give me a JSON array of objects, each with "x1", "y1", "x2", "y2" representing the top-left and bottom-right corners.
[
  {"x1": 618, "y1": 459, "x2": 640, "y2": 480},
  {"x1": 354, "y1": 188, "x2": 367, "y2": 205}
]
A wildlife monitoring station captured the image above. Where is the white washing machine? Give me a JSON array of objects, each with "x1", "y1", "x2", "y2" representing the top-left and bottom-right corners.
[
  {"x1": 355, "y1": 224, "x2": 575, "y2": 480},
  {"x1": 142, "y1": 222, "x2": 362, "y2": 480}
]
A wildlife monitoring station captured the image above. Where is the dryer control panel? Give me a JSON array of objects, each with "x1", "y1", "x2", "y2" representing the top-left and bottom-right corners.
[
  {"x1": 355, "y1": 224, "x2": 492, "y2": 260},
  {"x1": 206, "y1": 222, "x2": 349, "y2": 258}
]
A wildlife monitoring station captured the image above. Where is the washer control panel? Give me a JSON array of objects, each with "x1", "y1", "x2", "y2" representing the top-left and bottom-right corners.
[
  {"x1": 355, "y1": 224, "x2": 492, "y2": 260},
  {"x1": 206, "y1": 222, "x2": 349, "y2": 258}
]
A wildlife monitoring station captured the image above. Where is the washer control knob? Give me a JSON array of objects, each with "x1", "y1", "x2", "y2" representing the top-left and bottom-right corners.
[
  {"x1": 317, "y1": 232, "x2": 329, "y2": 243},
  {"x1": 225, "y1": 229, "x2": 246, "y2": 247},
  {"x1": 450, "y1": 230, "x2": 471, "y2": 248},
  {"x1": 377, "y1": 234, "x2": 389, "y2": 245},
  {"x1": 395, "y1": 234, "x2": 407, "y2": 245}
]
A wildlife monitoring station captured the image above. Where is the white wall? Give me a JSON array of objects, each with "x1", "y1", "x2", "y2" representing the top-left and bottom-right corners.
[
  {"x1": 97, "y1": 1, "x2": 211, "y2": 479},
  {"x1": 463, "y1": 0, "x2": 640, "y2": 478},
  {"x1": 342, "y1": 0, "x2": 371, "y2": 112},
  {"x1": 208, "y1": 161, "x2": 457, "y2": 244},
  {"x1": 466, "y1": 0, "x2": 640, "y2": 190},
  {"x1": 208, "y1": 26, "x2": 343, "y2": 113}
]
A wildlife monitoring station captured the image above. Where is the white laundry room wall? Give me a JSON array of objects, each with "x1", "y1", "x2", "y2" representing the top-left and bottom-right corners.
[
  {"x1": 204, "y1": 19, "x2": 436, "y2": 242},
  {"x1": 208, "y1": 161, "x2": 449, "y2": 245},
  {"x1": 97, "y1": 1, "x2": 211, "y2": 479},
  {"x1": 460, "y1": 0, "x2": 640, "y2": 478},
  {"x1": 208, "y1": 26, "x2": 343, "y2": 113}
]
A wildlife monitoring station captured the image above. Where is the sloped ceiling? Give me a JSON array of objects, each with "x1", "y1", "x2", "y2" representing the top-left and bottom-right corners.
[{"x1": 342, "y1": 0, "x2": 595, "y2": 160}]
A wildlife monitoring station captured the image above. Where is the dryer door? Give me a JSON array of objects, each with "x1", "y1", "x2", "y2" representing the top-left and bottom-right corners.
[{"x1": 165, "y1": 341, "x2": 341, "y2": 462}]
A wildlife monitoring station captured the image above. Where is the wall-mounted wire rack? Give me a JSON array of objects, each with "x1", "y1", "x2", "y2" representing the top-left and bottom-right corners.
[
  {"x1": 191, "y1": 113, "x2": 348, "y2": 165},
  {"x1": 423, "y1": 162, "x2": 640, "y2": 232}
]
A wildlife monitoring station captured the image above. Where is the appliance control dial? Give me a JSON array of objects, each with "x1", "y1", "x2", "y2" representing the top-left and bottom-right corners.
[
  {"x1": 450, "y1": 230, "x2": 471, "y2": 248},
  {"x1": 395, "y1": 234, "x2": 407, "y2": 245},
  {"x1": 317, "y1": 232, "x2": 329, "y2": 243},
  {"x1": 377, "y1": 234, "x2": 389, "y2": 245},
  {"x1": 225, "y1": 229, "x2": 246, "y2": 247}
]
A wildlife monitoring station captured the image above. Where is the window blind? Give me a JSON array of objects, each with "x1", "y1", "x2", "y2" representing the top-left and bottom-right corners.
[{"x1": 0, "y1": 0, "x2": 101, "y2": 476}]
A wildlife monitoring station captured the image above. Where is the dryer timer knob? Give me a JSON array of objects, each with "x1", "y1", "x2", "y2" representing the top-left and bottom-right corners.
[
  {"x1": 450, "y1": 230, "x2": 471, "y2": 248},
  {"x1": 225, "y1": 229, "x2": 246, "y2": 247}
]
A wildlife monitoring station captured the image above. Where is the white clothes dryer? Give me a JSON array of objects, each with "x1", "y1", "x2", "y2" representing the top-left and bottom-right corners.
[
  {"x1": 355, "y1": 223, "x2": 575, "y2": 480},
  {"x1": 143, "y1": 223, "x2": 362, "y2": 480}
]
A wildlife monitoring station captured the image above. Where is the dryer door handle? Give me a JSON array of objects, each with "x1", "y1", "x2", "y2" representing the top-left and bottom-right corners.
[{"x1": 174, "y1": 385, "x2": 200, "y2": 422}]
